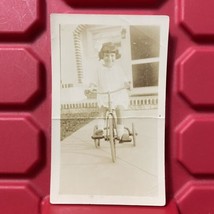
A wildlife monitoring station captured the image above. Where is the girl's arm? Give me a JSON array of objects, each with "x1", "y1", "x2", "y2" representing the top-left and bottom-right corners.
[
  {"x1": 117, "y1": 64, "x2": 131, "y2": 90},
  {"x1": 124, "y1": 81, "x2": 131, "y2": 90}
]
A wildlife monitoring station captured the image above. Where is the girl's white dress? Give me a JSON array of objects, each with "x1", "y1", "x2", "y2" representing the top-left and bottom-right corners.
[{"x1": 96, "y1": 63, "x2": 129, "y2": 109}]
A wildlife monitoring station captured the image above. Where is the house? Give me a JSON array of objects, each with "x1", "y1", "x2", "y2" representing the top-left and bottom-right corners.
[{"x1": 59, "y1": 24, "x2": 160, "y2": 113}]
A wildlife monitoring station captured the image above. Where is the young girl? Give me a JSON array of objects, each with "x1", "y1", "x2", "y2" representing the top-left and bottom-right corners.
[{"x1": 92, "y1": 42, "x2": 131, "y2": 142}]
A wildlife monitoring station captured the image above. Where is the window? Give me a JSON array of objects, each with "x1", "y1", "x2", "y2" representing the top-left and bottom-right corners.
[{"x1": 130, "y1": 25, "x2": 160, "y2": 94}]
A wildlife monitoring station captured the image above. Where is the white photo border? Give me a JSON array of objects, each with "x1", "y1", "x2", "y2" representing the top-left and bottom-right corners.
[{"x1": 50, "y1": 14, "x2": 169, "y2": 206}]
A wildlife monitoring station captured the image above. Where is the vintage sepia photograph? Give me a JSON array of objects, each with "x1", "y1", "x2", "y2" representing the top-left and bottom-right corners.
[{"x1": 51, "y1": 14, "x2": 169, "y2": 206}]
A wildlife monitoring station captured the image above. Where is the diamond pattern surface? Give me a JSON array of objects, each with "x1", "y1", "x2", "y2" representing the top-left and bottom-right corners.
[
  {"x1": 178, "y1": 0, "x2": 214, "y2": 39},
  {"x1": 0, "y1": 182, "x2": 40, "y2": 214},
  {"x1": 176, "y1": 181, "x2": 214, "y2": 214},
  {"x1": 0, "y1": 0, "x2": 214, "y2": 213},
  {"x1": 176, "y1": 115, "x2": 214, "y2": 175},
  {"x1": 177, "y1": 48, "x2": 214, "y2": 107},
  {"x1": 0, "y1": 0, "x2": 43, "y2": 38},
  {"x1": 0, "y1": 116, "x2": 43, "y2": 174},
  {"x1": 0, "y1": 48, "x2": 43, "y2": 106}
]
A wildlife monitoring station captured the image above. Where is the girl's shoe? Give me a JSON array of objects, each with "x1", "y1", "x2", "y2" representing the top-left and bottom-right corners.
[
  {"x1": 119, "y1": 133, "x2": 132, "y2": 143},
  {"x1": 92, "y1": 129, "x2": 104, "y2": 139}
]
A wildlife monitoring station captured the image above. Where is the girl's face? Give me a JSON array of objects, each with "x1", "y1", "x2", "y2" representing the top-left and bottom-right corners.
[{"x1": 103, "y1": 52, "x2": 116, "y2": 67}]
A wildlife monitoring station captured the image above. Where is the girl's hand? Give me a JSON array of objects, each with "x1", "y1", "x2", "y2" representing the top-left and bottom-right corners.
[
  {"x1": 88, "y1": 83, "x2": 97, "y2": 92},
  {"x1": 124, "y1": 81, "x2": 131, "y2": 90}
]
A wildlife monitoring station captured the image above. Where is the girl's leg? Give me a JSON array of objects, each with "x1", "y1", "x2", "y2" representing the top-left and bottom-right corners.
[
  {"x1": 116, "y1": 105, "x2": 131, "y2": 141},
  {"x1": 115, "y1": 105, "x2": 124, "y2": 138},
  {"x1": 96, "y1": 106, "x2": 107, "y2": 135}
]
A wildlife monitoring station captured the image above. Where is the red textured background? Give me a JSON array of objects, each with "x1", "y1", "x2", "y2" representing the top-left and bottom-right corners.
[{"x1": 0, "y1": 0, "x2": 214, "y2": 213}]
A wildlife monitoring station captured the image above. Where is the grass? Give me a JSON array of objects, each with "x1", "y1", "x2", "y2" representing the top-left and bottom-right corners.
[{"x1": 60, "y1": 110, "x2": 99, "y2": 141}]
